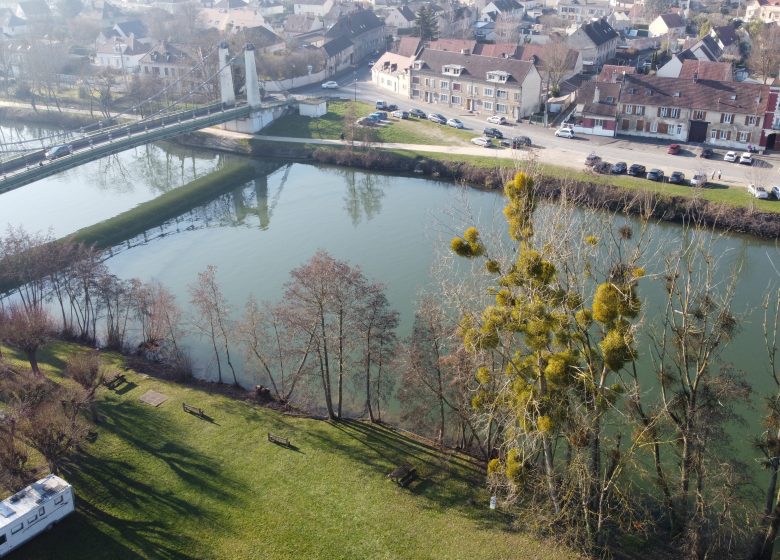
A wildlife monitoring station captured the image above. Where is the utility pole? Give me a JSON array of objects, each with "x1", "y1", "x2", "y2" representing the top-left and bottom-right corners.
[{"x1": 354, "y1": 71, "x2": 357, "y2": 102}]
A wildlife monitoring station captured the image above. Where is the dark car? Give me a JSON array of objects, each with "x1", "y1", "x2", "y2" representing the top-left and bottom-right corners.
[
  {"x1": 510, "y1": 136, "x2": 532, "y2": 148},
  {"x1": 669, "y1": 171, "x2": 686, "y2": 184},
  {"x1": 593, "y1": 161, "x2": 612, "y2": 174},
  {"x1": 386, "y1": 103, "x2": 398, "y2": 112},
  {"x1": 585, "y1": 153, "x2": 601, "y2": 167},
  {"x1": 428, "y1": 113, "x2": 447, "y2": 124},
  {"x1": 611, "y1": 161, "x2": 627, "y2": 174},
  {"x1": 699, "y1": 147, "x2": 714, "y2": 159},
  {"x1": 627, "y1": 164, "x2": 646, "y2": 176},
  {"x1": 45, "y1": 144, "x2": 72, "y2": 160},
  {"x1": 646, "y1": 168, "x2": 664, "y2": 181},
  {"x1": 483, "y1": 127, "x2": 504, "y2": 139},
  {"x1": 409, "y1": 108, "x2": 426, "y2": 118},
  {"x1": 667, "y1": 144, "x2": 681, "y2": 155}
]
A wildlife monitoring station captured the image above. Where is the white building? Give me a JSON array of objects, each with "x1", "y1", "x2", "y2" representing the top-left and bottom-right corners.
[
  {"x1": 371, "y1": 51, "x2": 413, "y2": 97},
  {"x1": 293, "y1": 0, "x2": 334, "y2": 17}
]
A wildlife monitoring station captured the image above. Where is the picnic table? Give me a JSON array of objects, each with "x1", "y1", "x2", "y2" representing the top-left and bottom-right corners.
[{"x1": 387, "y1": 463, "x2": 417, "y2": 487}]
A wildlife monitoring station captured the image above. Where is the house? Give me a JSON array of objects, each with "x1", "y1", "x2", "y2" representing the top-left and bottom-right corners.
[
  {"x1": 613, "y1": 74, "x2": 770, "y2": 149},
  {"x1": 0, "y1": 8, "x2": 26, "y2": 36},
  {"x1": 648, "y1": 13, "x2": 685, "y2": 38},
  {"x1": 565, "y1": 18, "x2": 618, "y2": 68},
  {"x1": 677, "y1": 59, "x2": 732, "y2": 81},
  {"x1": 294, "y1": 0, "x2": 334, "y2": 17},
  {"x1": 385, "y1": 5, "x2": 416, "y2": 30},
  {"x1": 410, "y1": 47, "x2": 542, "y2": 119},
  {"x1": 516, "y1": 42, "x2": 582, "y2": 90},
  {"x1": 597, "y1": 64, "x2": 635, "y2": 82},
  {"x1": 607, "y1": 10, "x2": 630, "y2": 31},
  {"x1": 557, "y1": 0, "x2": 611, "y2": 24},
  {"x1": 745, "y1": 0, "x2": 780, "y2": 24},
  {"x1": 393, "y1": 36, "x2": 422, "y2": 57},
  {"x1": 94, "y1": 35, "x2": 150, "y2": 70},
  {"x1": 138, "y1": 42, "x2": 203, "y2": 93},
  {"x1": 198, "y1": 2, "x2": 267, "y2": 33},
  {"x1": 656, "y1": 38, "x2": 724, "y2": 77},
  {"x1": 572, "y1": 80, "x2": 620, "y2": 136},
  {"x1": 321, "y1": 35, "x2": 354, "y2": 75},
  {"x1": 257, "y1": 0, "x2": 284, "y2": 17},
  {"x1": 324, "y1": 10, "x2": 385, "y2": 62},
  {"x1": 708, "y1": 25, "x2": 740, "y2": 58},
  {"x1": 762, "y1": 86, "x2": 779, "y2": 151},
  {"x1": 371, "y1": 51, "x2": 413, "y2": 96},
  {"x1": 14, "y1": 0, "x2": 49, "y2": 20},
  {"x1": 473, "y1": 20, "x2": 496, "y2": 41},
  {"x1": 97, "y1": 20, "x2": 149, "y2": 44},
  {"x1": 481, "y1": 0, "x2": 523, "y2": 20},
  {"x1": 283, "y1": 14, "x2": 324, "y2": 37},
  {"x1": 233, "y1": 25, "x2": 286, "y2": 53}
]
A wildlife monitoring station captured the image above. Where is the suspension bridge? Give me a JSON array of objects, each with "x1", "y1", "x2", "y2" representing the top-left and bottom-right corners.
[{"x1": 0, "y1": 42, "x2": 289, "y2": 193}]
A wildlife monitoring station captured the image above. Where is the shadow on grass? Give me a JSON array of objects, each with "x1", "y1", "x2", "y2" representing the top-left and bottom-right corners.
[{"x1": 112, "y1": 381, "x2": 138, "y2": 396}]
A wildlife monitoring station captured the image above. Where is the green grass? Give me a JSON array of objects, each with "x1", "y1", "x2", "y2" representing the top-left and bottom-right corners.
[
  {"x1": 4, "y1": 341, "x2": 576, "y2": 560},
  {"x1": 262, "y1": 99, "x2": 476, "y2": 146}
]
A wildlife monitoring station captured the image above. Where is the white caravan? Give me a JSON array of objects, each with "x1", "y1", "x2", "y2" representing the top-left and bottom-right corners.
[{"x1": 0, "y1": 474, "x2": 75, "y2": 557}]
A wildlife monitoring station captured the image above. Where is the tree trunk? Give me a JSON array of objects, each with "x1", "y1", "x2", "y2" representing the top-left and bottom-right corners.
[
  {"x1": 750, "y1": 456, "x2": 780, "y2": 560},
  {"x1": 26, "y1": 348, "x2": 40, "y2": 376},
  {"x1": 337, "y1": 309, "x2": 344, "y2": 419}
]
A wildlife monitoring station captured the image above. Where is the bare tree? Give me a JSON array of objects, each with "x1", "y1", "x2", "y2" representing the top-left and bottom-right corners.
[
  {"x1": 22, "y1": 394, "x2": 87, "y2": 475},
  {"x1": 133, "y1": 280, "x2": 189, "y2": 376},
  {"x1": 748, "y1": 23, "x2": 780, "y2": 85},
  {"x1": 0, "y1": 304, "x2": 55, "y2": 376},
  {"x1": 65, "y1": 350, "x2": 105, "y2": 424},
  {"x1": 189, "y1": 265, "x2": 238, "y2": 385},
  {"x1": 542, "y1": 39, "x2": 573, "y2": 96}
]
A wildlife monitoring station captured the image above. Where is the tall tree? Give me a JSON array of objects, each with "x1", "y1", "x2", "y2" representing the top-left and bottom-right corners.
[
  {"x1": 65, "y1": 350, "x2": 105, "y2": 424},
  {"x1": 415, "y1": 4, "x2": 439, "y2": 41},
  {"x1": 748, "y1": 23, "x2": 780, "y2": 84},
  {"x1": 0, "y1": 304, "x2": 55, "y2": 376}
]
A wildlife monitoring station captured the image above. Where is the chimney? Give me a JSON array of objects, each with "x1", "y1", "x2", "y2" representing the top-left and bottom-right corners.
[{"x1": 593, "y1": 85, "x2": 600, "y2": 103}]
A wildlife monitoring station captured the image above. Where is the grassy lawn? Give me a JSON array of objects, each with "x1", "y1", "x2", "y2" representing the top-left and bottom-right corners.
[
  {"x1": 4, "y1": 341, "x2": 575, "y2": 560},
  {"x1": 263, "y1": 99, "x2": 476, "y2": 146}
]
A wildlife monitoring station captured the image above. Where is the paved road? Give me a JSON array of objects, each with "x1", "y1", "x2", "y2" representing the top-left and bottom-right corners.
[{"x1": 294, "y1": 69, "x2": 780, "y2": 190}]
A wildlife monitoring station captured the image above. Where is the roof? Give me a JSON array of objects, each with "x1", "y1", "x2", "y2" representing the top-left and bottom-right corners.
[
  {"x1": 678, "y1": 60, "x2": 732, "y2": 81},
  {"x1": 16, "y1": 0, "x2": 50, "y2": 17},
  {"x1": 396, "y1": 4, "x2": 415, "y2": 21},
  {"x1": 426, "y1": 38, "x2": 476, "y2": 52},
  {"x1": 0, "y1": 475, "x2": 70, "y2": 531},
  {"x1": 577, "y1": 80, "x2": 620, "y2": 117},
  {"x1": 0, "y1": 8, "x2": 26, "y2": 26},
  {"x1": 620, "y1": 74, "x2": 770, "y2": 113},
  {"x1": 284, "y1": 14, "x2": 320, "y2": 33},
  {"x1": 139, "y1": 42, "x2": 198, "y2": 66},
  {"x1": 296, "y1": 0, "x2": 330, "y2": 5},
  {"x1": 325, "y1": 9, "x2": 383, "y2": 39},
  {"x1": 115, "y1": 20, "x2": 147, "y2": 39},
  {"x1": 395, "y1": 36, "x2": 421, "y2": 56},
  {"x1": 415, "y1": 48, "x2": 535, "y2": 85},
  {"x1": 478, "y1": 42, "x2": 521, "y2": 58},
  {"x1": 96, "y1": 35, "x2": 150, "y2": 55},
  {"x1": 517, "y1": 43, "x2": 578, "y2": 71},
  {"x1": 214, "y1": 0, "x2": 249, "y2": 7},
  {"x1": 657, "y1": 13, "x2": 685, "y2": 28},
  {"x1": 487, "y1": 0, "x2": 522, "y2": 11},
  {"x1": 579, "y1": 18, "x2": 618, "y2": 46},
  {"x1": 694, "y1": 35, "x2": 722, "y2": 60},
  {"x1": 239, "y1": 25, "x2": 285, "y2": 47},
  {"x1": 597, "y1": 64, "x2": 635, "y2": 82},
  {"x1": 372, "y1": 51, "x2": 412, "y2": 74},
  {"x1": 322, "y1": 35, "x2": 352, "y2": 56},
  {"x1": 711, "y1": 25, "x2": 738, "y2": 47}
]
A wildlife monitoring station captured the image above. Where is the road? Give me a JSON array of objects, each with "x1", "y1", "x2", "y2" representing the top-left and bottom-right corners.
[{"x1": 293, "y1": 67, "x2": 780, "y2": 190}]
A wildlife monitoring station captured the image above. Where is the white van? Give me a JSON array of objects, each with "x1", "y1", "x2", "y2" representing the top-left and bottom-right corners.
[{"x1": 0, "y1": 475, "x2": 75, "y2": 557}]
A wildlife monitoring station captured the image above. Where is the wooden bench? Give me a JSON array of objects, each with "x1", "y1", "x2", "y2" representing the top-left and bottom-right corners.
[
  {"x1": 268, "y1": 432, "x2": 291, "y2": 447},
  {"x1": 387, "y1": 463, "x2": 417, "y2": 487},
  {"x1": 103, "y1": 373, "x2": 127, "y2": 390},
  {"x1": 182, "y1": 402, "x2": 206, "y2": 418}
]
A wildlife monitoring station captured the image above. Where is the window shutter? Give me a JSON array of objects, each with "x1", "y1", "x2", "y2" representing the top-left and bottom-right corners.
[
  {"x1": 726, "y1": 131, "x2": 731, "y2": 140},
  {"x1": 744, "y1": 115, "x2": 750, "y2": 125},
  {"x1": 657, "y1": 107, "x2": 662, "y2": 117},
  {"x1": 720, "y1": 113, "x2": 725, "y2": 123}
]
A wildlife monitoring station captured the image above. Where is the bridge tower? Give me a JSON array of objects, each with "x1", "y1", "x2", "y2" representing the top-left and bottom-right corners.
[
  {"x1": 218, "y1": 42, "x2": 236, "y2": 106},
  {"x1": 244, "y1": 43, "x2": 261, "y2": 108}
]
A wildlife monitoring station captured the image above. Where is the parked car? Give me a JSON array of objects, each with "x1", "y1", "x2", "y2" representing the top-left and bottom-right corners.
[
  {"x1": 471, "y1": 137, "x2": 493, "y2": 147},
  {"x1": 375, "y1": 100, "x2": 388, "y2": 110},
  {"x1": 723, "y1": 151, "x2": 738, "y2": 162},
  {"x1": 428, "y1": 113, "x2": 447, "y2": 124},
  {"x1": 699, "y1": 147, "x2": 714, "y2": 158},
  {"x1": 611, "y1": 162, "x2": 627, "y2": 174},
  {"x1": 585, "y1": 153, "x2": 601, "y2": 167},
  {"x1": 772, "y1": 186, "x2": 780, "y2": 200},
  {"x1": 368, "y1": 60, "x2": 375, "y2": 67},
  {"x1": 487, "y1": 115, "x2": 507, "y2": 125},
  {"x1": 321, "y1": 81, "x2": 338, "y2": 89},
  {"x1": 483, "y1": 127, "x2": 503, "y2": 139},
  {"x1": 690, "y1": 173, "x2": 708, "y2": 187},
  {"x1": 409, "y1": 108, "x2": 426, "y2": 118},
  {"x1": 628, "y1": 164, "x2": 646, "y2": 177},
  {"x1": 667, "y1": 144, "x2": 681, "y2": 155},
  {"x1": 505, "y1": 136, "x2": 531, "y2": 149},
  {"x1": 555, "y1": 127, "x2": 575, "y2": 138},
  {"x1": 446, "y1": 118, "x2": 464, "y2": 129},
  {"x1": 386, "y1": 103, "x2": 398, "y2": 112},
  {"x1": 370, "y1": 111, "x2": 387, "y2": 120},
  {"x1": 669, "y1": 171, "x2": 686, "y2": 184},
  {"x1": 45, "y1": 144, "x2": 72, "y2": 160},
  {"x1": 593, "y1": 161, "x2": 612, "y2": 174},
  {"x1": 748, "y1": 184, "x2": 769, "y2": 199},
  {"x1": 739, "y1": 152, "x2": 753, "y2": 165},
  {"x1": 646, "y1": 168, "x2": 664, "y2": 181},
  {"x1": 392, "y1": 110, "x2": 409, "y2": 119}
]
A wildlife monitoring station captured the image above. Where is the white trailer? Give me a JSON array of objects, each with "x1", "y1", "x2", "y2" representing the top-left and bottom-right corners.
[{"x1": 0, "y1": 474, "x2": 75, "y2": 557}]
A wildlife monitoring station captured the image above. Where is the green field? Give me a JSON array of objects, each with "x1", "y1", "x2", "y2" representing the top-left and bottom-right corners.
[
  {"x1": 263, "y1": 99, "x2": 476, "y2": 146},
  {"x1": 5, "y1": 341, "x2": 576, "y2": 560}
]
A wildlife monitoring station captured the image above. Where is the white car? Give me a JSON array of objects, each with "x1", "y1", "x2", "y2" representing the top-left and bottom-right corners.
[
  {"x1": 690, "y1": 173, "x2": 708, "y2": 187},
  {"x1": 739, "y1": 152, "x2": 753, "y2": 165},
  {"x1": 555, "y1": 127, "x2": 575, "y2": 138},
  {"x1": 447, "y1": 118, "x2": 464, "y2": 129},
  {"x1": 772, "y1": 186, "x2": 780, "y2": 200},
  {"x1": 471, "y1": 136, "x2": 492, "y2": 147},
  {"x1": 321, "y1": 81, "x2": 339, "y2": 89},
  {"x1": 723, "y1": 151, "x2": 737, "y2": 162},
  {"x1": 487, "y1": 115, "x2": 506, "y2": 125},
  {"x1": 748, "y1": 184, "x2": 769, "y2": 199}
]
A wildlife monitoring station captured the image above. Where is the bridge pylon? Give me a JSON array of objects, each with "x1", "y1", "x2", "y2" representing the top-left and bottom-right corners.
[
  {"x1": 218, "y1": 42, "x2": 236, "y2": 107},
  {"x1": 244, "y1": 44, "x2": 261, "y2": 108}
]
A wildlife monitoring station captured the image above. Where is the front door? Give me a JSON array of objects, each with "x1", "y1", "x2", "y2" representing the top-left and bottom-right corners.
[{"x1": 688, "y1": 120, "x2": 708, "y2": 143}]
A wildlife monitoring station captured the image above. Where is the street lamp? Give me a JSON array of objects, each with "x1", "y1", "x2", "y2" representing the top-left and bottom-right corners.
[{"x1": 354, "y1": 72, "x2": 357, "y2": 102}]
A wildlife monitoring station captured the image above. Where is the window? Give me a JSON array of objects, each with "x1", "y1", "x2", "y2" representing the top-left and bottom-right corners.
[
  {"x1": 424, "y1": 78, "x2": 430, "y2": 86},
  {"x1": 594, "y1": 119, "x2": 605, "y2": 128},
  {"x1": 722, "y1": 113, "x2": 733, "y2": 124},
  {"x1": 496, "y1": 90, "x2": 508, "y2": 99},
  {"x1": 54, "y1": 496, "x2": 64, "y2": 505},
  {"x1": 451, "y1": 95, "x2": 461, "y2": 104},
  {"x1": 412, "y1": 89, "x2": 420, "y2": 98},
  {"x1": 719, "y1": 129, "x2": 730, "y2": 140},
  {"x1": 670, "y1": 108, "x2": 680, "y2": 118},
  {"x1": 452, "y1": 82, "x2": 461, "y2": 92},
  {"x1": 513, "y1": 92, "x2": 520, "y2": 101},
  {"x1": 486, "y1": 71, "x2": 509, "y2": 83},
  {"x1": 38, "y1": 507, "x2": 45, "y2": 516},
  {"x1": 483, "y1": 101, "x2": 493, "y2": 110},
  {"x1": 440, "y1": 94, "x2": 448, "y2": 103},
  {"x1": 484, "y1": 87, "x2": 494, "y2": 97},
  {"x1": 636, "y1": 106, "x2": 645, "y2": 116},
  {"x1": 164, "y1": 68, "x2": 169, "y2": 77},
  {"x1": 412, "y1": 77, "x2": 420, "y2": 84},
  {"x1": 746, "y1": 115, "x2": 758, "y2": 126},
  {"x1": 440, "y1": 80, "x2": 449, "y2": 90},
  {"x1": 692, "y1": 110, "x2": 706, "y2": 120},
  {"x1": 496, "y1": 103, "x2": 508, "y2": 113},
  {"x1": 624, "y1": 104, "x2": 633, "y2": 114},
  {"x1": 710, "y1": 129, "x2": 717, "y2": 140},
  {"x1": 650, "y1": 122, "x2": 658, "y2": 133},
  {"x1": 11, "y1": 524, "x2": 21, "y2": 535},
  {"x1": 676, "y1": 124, "x2": 683, "y2": 135},
  {"x1": 27, "y1": 514, "x2": 37, "y2": 523},
  {"x1": 0, "y1": 534, "x2": 5, "y2": 545},
  {"x1": 738, "y1": 131, "x2": 749, "y2": 142}
]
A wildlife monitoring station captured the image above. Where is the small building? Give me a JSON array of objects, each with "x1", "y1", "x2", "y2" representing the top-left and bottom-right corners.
[
  {"x1": 385, "y1": 5, "x2": 416, "y2": 30},
  {"x1": 708, "y1": 25, "x2": 740, "y2": 59},
  {"x1": 648, "y1": 13, "x2": 685, "y2": 38},
  {"x1": 322, "y1": 35, "x2": 354, "y2": 75},
  {"x1": 324, "y1": 9, "x2": 385, "y2": 63},
  {"x1": 283, "y1": 14, "x2": 324, "y2": 37},
  {"x1": 481, "y1": 0, "x2": 523, "y2": 20},
  {"x1": 299, "y1": 98, "x2": 327, "y2": 117},
  {"x1": 557, "y1": 0, "x2": 611, "y2": 24},
  {"x1": 745, "y1": 0, "x2": 780, "y2": 24},
  {"x1": 573, "y1": 80, "x2": 619, "y2": 136},
  {"x1": 94, "y1": 35, "x2": 150, "y2": 71},
  {"x1": 371, "y1": 51, "x2": 413, "y2": 96},
  {"x1": 294, "y1": 0, "x2": 334, "y2": 17},
  {"x1": 565, "y1": 18, "x2": 618, "y2": 69}
]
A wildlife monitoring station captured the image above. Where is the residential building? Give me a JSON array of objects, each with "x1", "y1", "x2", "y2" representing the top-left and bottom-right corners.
[
  {"x1": 566, "y1": 18, "x2": 618, "y2": 69},
  {"x1": 137, "y1": 42, "x2": 204, "y2": 94},
  {"x1": 763, "y1": 86, "x2": 779, "y2": 150},
  {"x1": 677, "y1": 59, "x2": 732, "y2": 81},
  {"x1": 648, "y1": 13, "x2": 685, "y2": 38},
  {"x1": 607, "y1": 10, "x2": 630, "y2": 31},
  {"x1": 516, "y1": 42, "x2": 582, "y2": 90},
  {"x1": 322, "y1": 35, "x2": 354, "y2": 75},
  {"x1": 282, "y1": 14, "x2": 324, "y2": 38},
  {"x1": 14, "y1": 0, "x2": 48, "y2": 21},
  {"x1": 393, "y1": 36, "x2": 422, "y2": 57},
  {"x1": 596, "y1": 64, "x2": 635, "y2": 82},
  {"x1": 708, "y1": 25, "x2": 740, "y2": 58},
  {"x1": 324, "y1": 9, "x2": 385, "y2": 62},
  {"x1": 371, "y1": 51, "x2": 413, "y2": 96},
  {"x1": 94, "y1": 35, "x2": 150, "y2": 70},
  {"x1": 199, "y1": 1, "x2": 267, "y2": 33},
  {"x1": 96, "y1": 20, "x2": 149, "y2": 45},
  {"x1": 572, "y1": 80, "x2": 620, "y2": 135},
  {"x1": 745, "y1": 0, "x2": 780, "y2": 24},
  {"x1": 232, "y1": 25, "x2": 286, "y2": 53},
  {"x1": 410, "y1": 48, "x2": 542, "y2": 119},
  {"x1": 481, "y1": 0, "x2": 523, "y2": 20},
  {"x1": 257, "y1": 0, "x2": 284, "y2": 17},
  {"x1": 557, "y1": 0, "x2": 611, "y2": 23},
  {"x1": 0, "y1": 8, "x2": 26, "y2": 36},
  {"x1": 613, "y1": 74, "x2": 770, "y2": 149},
  {"x1": 294, "y1": 0, "x2": 334, "y2": 17},
  {"x1": 473, "y1": 19, "x2": 497, "y2": 40},
  {"x1": 384, "y1": 5, "x2": 416, "y2": 30},
  {"x1": 656, "y1": 38, "x2": 724, "y2": 77}
]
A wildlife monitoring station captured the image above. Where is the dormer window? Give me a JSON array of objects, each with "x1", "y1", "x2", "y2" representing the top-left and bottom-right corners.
[
  {"x1": 413, "y1": 60, "x2": 423, "y2": 70},
  {"x1": 442, "y1": 64, "x2": 464, "y2": 76},
  {"x1": 486, "y1": 70, "x2": 509, "y2": 83}
]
